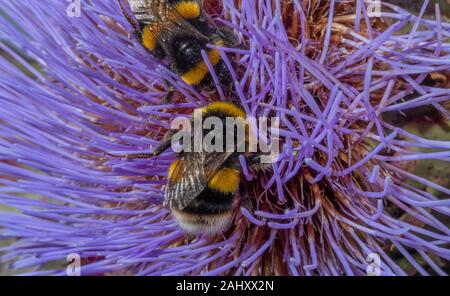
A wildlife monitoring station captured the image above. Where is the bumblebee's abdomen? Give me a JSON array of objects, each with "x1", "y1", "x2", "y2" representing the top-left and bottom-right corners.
[
  {"x1": 182, "y1": 188, "x2": 234, "y2": 215},
  {"x1": 179, "y1": 39, "x2": 223, "y2": 86},
  {"x1": 173, "y1": 210, "x2": 232, "y2": 235},
  {"x1": 173, "y1": 166, "x2": 239, "y2": 235},
  {"x1": 174, "y1": 187, "x2": 235, "y2": 235}
]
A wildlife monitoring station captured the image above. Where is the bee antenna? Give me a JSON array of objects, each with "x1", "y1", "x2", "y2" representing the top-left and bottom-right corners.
[
  {"x1": 118, "y1": 0, "x2": 140, "y2": 33},
  {"x1": 103, "y1": 151, "x2": 155, "y2": 159}
]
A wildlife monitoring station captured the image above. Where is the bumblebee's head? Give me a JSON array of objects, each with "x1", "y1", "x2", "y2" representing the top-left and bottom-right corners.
[
  {"x1": 172, "y1": 36, "x2": 206, "y2": 72},
  {"x1": 199, "y1": 101, "x2": 247, "y2": 119},
  {"x1": 199, "y1": 101, "x2": 254, "y2": 152}
]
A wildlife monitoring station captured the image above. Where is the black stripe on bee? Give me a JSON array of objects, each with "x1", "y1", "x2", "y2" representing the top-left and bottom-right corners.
[{"x1": 181, "y1": 187, "x2": 234, "y2": 215}]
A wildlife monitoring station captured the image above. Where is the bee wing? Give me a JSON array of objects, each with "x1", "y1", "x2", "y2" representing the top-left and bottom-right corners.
[
  {"x1": 165, "y1": 152, "x2": 207, "y2": 210},
  {"x1": 125, "y1": 0, "x2": 177, "y2": 22},
  {"x1": 165, "y1": 151, "x2": 235, "y2": 210},
  {"x1": 153, "y1": 13, "x2": 209, "y2": 56},
  {"x1": 126, "y1": 0, "x2": 209, "y2": 54},
  {"x1": 203, "y1": 151, "x2": 235, "y2": 180},
  {"x1": 151, "y1": 128, "x2": 181, "y2": 156}
]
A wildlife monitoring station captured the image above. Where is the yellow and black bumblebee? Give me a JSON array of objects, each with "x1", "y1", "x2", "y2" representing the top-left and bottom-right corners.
[
  {"x1": 160, "y1": 101, "x2": 269, "y2": 234},
  {"x1": 115, "y1": 102, "x2": 267, "y2": 235},
  {"x1": 119, "y1": 0, "x2": 238, "y2": 95}
]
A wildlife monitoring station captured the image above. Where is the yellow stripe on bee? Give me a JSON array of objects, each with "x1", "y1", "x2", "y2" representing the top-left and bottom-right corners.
[
  {"x1": 180, "y1": 40, "x2": 224, "y2": 86},
  {"x1": 141, "y1": 26, "x2": 157, "y2": 51},
  {"x1": 200, "y1": 101, "x2": 247, "y2": 119},
  {"x1": 168, "y1": 160, "x2": 181, "y2": 181},
  {"x1": 208, "y1": 167, "x2": 240, "y2": 194},
  {"x1": 200, "y1": 101, "x2": 254, "y2": 149},
  {"x1": 180, "y1": 49, "x2": 220, "y2": 85},
  {"x1": 175, "y1": 1, "x2": 201, "y2": 19}
]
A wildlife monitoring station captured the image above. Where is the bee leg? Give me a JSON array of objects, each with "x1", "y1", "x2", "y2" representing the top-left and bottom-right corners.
[
  {"x1": 163, "y1": 80, "x2": 176, "y2": 103},
  {"x1": 164, "y1": 87, "x2": 176, "y2": 103},
  {"x1": 154, "y1": 125, "x2": 187, "y2": 156},
  {"x1": 103, "y1": 129, "x2": 177, "y2": 160},
  {"x1": 118, "y1": 0, "x2": 141, "y2": 33},
  {"x1": 247, "y1": 154, "x2": 274, "y2": 172},
  {"x1": 197, "y1": 73, "x2": 214, "y2": 90},
  {"x1": 214, "y1": 60, "x2": 233, "y2": 89},
  {"x1": 240, "y1": 195, "x2": 254, "y2": 212},
  {"x1": 215, "y1": 26, "x2": 240, "y2": 48},
  {"x1": 151, "y1": 136, "x2": 173, "y2": 156},
  {"x1": 103, "y1": 151, "x2": 155, "y2": 159}
]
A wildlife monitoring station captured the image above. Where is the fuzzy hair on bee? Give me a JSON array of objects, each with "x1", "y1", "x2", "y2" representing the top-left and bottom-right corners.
[
  {"x1": 118, "y1": 0, "x2": 239, "y2": 98},
  {"x1": 161, "y1": 102, "x2": 255, "y2": 235},
  {"x1": 111, "y1": 101, "x2": 269, "y2": 235}
]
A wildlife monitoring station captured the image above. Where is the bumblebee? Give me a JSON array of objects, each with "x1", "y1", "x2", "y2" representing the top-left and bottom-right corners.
[
  {"x1": 119, "y1": 0, "x2": 238, "y2": 94},
  {"x1": 161, "y1": 102, "x2": 267, "y2": 234},
  {"x1": 115, "y1": 102, "x2": 267, "y2": 235}
]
